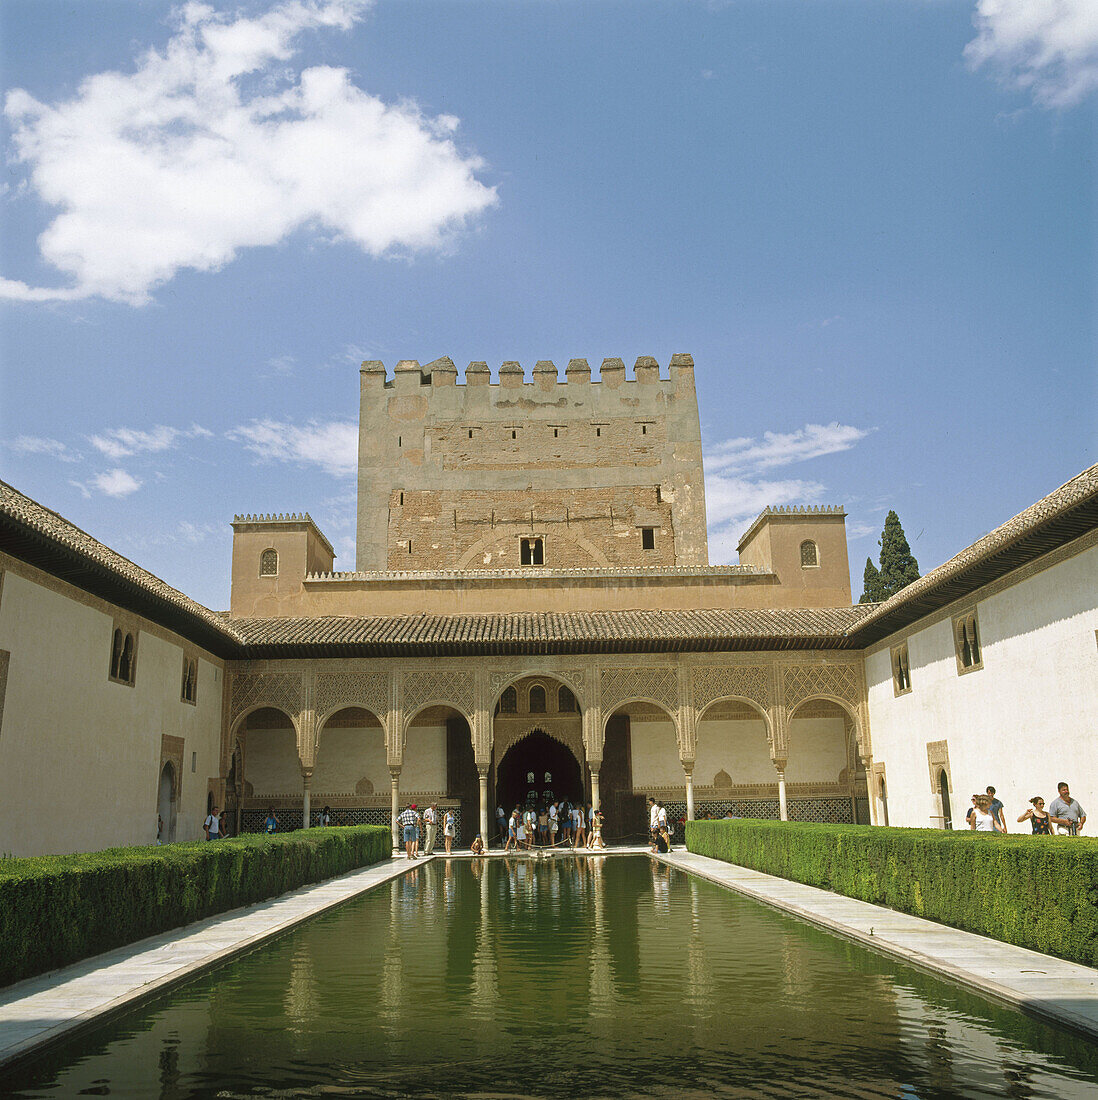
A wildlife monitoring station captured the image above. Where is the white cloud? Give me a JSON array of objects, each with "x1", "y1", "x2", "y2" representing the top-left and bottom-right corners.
[
  {"x1": 8, "y1": 435, "x2": 81, "y2": 462},
  {"x1": 965, "y1": 0, "x2": 1098, "y2": 107},
  {"x1": 91, "y1": 468, "x2": 143, "y2": 497},
  {"x1": 2, "y1": 0, "x2": 497, "y2": 304},
  {"x1": 707, "y1": 422, "x2": 871, "y2": 475},
  {"x1": 228, "y1": 417, "x2": 357, "y2": 476},
  {"x1": 90, "y1": 425, "x2": 186, "y2": 459},
  {"x1": 703, "y1": 421, "x2": 873, "y2": 565}
]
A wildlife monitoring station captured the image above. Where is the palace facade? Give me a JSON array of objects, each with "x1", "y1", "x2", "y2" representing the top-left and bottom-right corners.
[{"x1": 1, "y1": 355, "x2": 1095, "y2": 855}]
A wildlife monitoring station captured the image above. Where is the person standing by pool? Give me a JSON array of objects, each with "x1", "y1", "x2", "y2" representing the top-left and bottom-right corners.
[
  {"x1": 537, "y1": 805, "x2": 549, "y2": 847},
  {"x1": 1018, "y1": 797, "x2": 1053, "y2": 834},
  {"x1": 524, "y1": 805, "x2": 537, "y2": 850},
  {"x1": 398, "y1": 803, "x2": 418, "y2": 859},
  {"x1": 968, "y1": 795, "x2": 1000, "y2": 832},
  {"x1": 986, "y1": 787, "x2": 1007, "y2": 833},
  {"x1": 647, "y1": 797, "x2": 659, "y2": 852},
  {"x1": 443, "y1": 807, "x2": 456, "y2": 853},
  {"x1": 590, "y1": 808, "x2": 606, "y2": 850},
  {"x1": 496, "y1": 804, "x2": 507, "y2": 847},
  {"x1": 424, "y1": 803, "x2": 438, "y2": 855},
  {"x1": 1049, "y1": 782, "x2": 1086, "y2": 835},
  {"x1": 548, "y1": 801, "x2": 559, "y2": 847},
  {"x1": 656, "y1": 801, "x2": 669, "y2": 849},
  {"x1": 573, "y1": 804, "x2": 586, "y2": 848}
]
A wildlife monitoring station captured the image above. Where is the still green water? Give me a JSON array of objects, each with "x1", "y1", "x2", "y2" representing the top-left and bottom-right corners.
[{"x1": 5, "y1": 856, "x2": 1098, "y2": 1099}]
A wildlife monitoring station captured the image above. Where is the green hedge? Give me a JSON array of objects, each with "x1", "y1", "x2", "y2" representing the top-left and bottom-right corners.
[
  {"x1": 686, "y1": 819, "x2": 1098, "y2": 967},
  {"x1": 0, "y1": 825, "x2": 391, "y2": 988}
]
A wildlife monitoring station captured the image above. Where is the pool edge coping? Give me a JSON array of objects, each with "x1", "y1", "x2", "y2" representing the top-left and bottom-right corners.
[{"x1": 657, "y1": 850, "x2": 1098, "y2": 1044}]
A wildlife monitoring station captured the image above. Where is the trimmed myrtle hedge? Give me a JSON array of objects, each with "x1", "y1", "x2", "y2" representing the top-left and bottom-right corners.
[
  {"x1": 686, "y1": 818, "x2": 1098, "y2": 967},
  {"x1": 0, "y1": 824, "x2": 391, "y2": 988}
]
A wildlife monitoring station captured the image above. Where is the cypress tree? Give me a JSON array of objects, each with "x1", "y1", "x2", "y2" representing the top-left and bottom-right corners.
[
  {"x1": 859, "y1": 512, "x2": 920, "y2": 602},
  {"x1": 859, "y1": 557, "x2": 884, "y2": 603},
  {"x1": 877, "y1": 510, "x2": 920, "y2": 598}
]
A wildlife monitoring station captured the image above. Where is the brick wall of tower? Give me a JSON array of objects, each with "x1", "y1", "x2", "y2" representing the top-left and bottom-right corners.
[{"x1": 356, "y1": 354, "x2": 708, "y2": 571}]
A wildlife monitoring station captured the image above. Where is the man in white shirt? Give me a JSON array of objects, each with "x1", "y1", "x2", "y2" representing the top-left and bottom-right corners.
[
  {"x1": 548, "y1": 801, "x2": 559, "y2": 847},
  {"x1": 647, "y1": 797, "x2": 659, "y2": 851},
  {"x1": 423, "y1": 804, "x2": 438, "y2": 855},
  {"x1": 204, "y1": 806, "x2": 221, "y2": 841}
]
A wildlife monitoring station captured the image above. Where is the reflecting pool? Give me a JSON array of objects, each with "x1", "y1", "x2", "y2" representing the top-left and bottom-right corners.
[{"x1": 4, "y1": 856, "x2": 1098, "y2": 1098}]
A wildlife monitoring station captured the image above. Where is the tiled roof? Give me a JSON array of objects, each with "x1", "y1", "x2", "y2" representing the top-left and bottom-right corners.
[
  {"x1": 0, "y1": 479, "x2": 241, "y2": 655},
  {"x1": 849, "y1": 462, "x2": 1098, "y2": 644},
  {"x1": 234, "y1": 607, "x2": 872, "y2": 656}
]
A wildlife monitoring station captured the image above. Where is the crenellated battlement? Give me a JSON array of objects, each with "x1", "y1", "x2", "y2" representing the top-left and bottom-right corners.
[
  {"x1": 232, "y1": 512, "x2": 315, "y2": 524},
  {"x1": 360, "y1": 353, "x2": 694, "y2": 391}
]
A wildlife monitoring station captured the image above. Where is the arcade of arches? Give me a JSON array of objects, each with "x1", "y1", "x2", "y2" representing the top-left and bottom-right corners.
[{"x1": 225, "y1": 658, "x2": 873, "y2": 844}]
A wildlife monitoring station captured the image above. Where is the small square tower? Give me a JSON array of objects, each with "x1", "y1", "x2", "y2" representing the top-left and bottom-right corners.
[
  {"x1": 737, "y1": 506, "x2": 851, "y2": 607},
  {"x1": 230, "y1": 513, "x2": 334, "y2": 618}
]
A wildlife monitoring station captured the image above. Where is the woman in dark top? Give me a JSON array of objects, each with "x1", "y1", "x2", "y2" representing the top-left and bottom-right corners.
[{"x1": 1018, "y1": 796, "x2": 1053, "y2": 834}]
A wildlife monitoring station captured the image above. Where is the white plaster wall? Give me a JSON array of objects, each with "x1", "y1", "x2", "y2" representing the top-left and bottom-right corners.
[
  {"x1": 244, "y1": 728, "x2": 300, "y2": 796},
  {"x1": 402, "y1": 722, "x2": 447, "y2": 792},
  {"x1": 865, "y1": 543, "x2": 1098, "y2": 830},
  {"x1": 0, "y1": 570, "x2": 224, "y2": 855},
  {"x1": 629, "y1": 715, "x2": 682, "y2": 787},
  {"x1": 694, "y1": 718, "x2": 773, "y2": 785},
  {"x1": 313, "y1": 725, "x2": 386, "y2": 796},
  {"x1": 786, "y1": 717, "x2": 847, "y2": 784}
]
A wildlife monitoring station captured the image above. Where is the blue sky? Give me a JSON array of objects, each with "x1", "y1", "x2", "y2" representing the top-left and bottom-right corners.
[{"x1": 1, "y1": 0, "x2": 1094, "y2": 609}]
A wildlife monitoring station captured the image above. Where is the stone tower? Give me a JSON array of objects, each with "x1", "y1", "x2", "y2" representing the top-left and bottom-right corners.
[{"x1": 355, "y1": 354, "x2": 709, "y2": 571}]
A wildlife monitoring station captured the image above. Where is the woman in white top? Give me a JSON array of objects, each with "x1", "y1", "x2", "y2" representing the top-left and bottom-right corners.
[
  {"x1": 969, "y1": 794, "x2": 1002, "y2": 832},
  {"x1": 443, "y1": 809, "x2": 456, "y2": 854}
]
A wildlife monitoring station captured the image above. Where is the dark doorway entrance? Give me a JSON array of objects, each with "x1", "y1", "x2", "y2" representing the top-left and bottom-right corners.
[
  {"x1": 446, "y1": 716, "x2": 478, "y2": 845},
  {"x1": 496, "y1": 730, "x2": 583, "y2": 814},
  {"x1": 600, "y1": 715, "x2": 646, "y2": 842}
]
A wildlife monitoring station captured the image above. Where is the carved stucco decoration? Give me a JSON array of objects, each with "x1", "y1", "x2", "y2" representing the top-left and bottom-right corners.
[
  {"x1": 692, "y1": 665, "x2": 771, "y2": 716},
  {"x1": 230, "y1": 672, "x2": 302, "y2": 728},
  {"x1": 783, "y1": 663, "x2": 861, "y2": 716},
  {"x1": 599, "y1": 666, "x2": 679, "y2": 718},
  {"x1": 401, "y1": 669, "x2": 476, "y2": 721},
  {"x1": 315, "y1": 671, "x2": 389, "y2": 726},
  {"x1": 486, "y1": 667, "x2": 587, "y2": 709},
  {"x1": 493, "y1": 720, "x2": 585, "y2": 768}
]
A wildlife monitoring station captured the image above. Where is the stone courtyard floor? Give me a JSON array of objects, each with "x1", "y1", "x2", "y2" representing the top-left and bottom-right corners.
[{"x1": 2, "y1": 845, "x2": 1096, "y2": 1071}]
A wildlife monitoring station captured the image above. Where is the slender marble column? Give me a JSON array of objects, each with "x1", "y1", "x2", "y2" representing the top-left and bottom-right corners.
[
  {"x1": 478, "y1": 766, "x2": 489, "y2": 847},
  {"x1": 591, "y1": 770, "x2": 601, "y2": 813},
  {"x1": 777, "y1": 769, "x2": 788, "y2": 822},
  {"x1": 302, "y1": 770, "x2": 312, "y2": 830},
  {"x1": 684, "y1": 768, "x2": 695, "y2": 822},
  {"x1": 390, "y1": 769, "x2": 400, "y2": 850}
]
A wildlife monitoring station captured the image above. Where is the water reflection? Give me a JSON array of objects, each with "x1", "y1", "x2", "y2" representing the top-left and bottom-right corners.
[{"x1": 5, "y1": 856, "x2": 1098, "y2": 1099}]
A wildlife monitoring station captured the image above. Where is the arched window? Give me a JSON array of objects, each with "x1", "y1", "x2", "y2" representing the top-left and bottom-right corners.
[
  {"x1": 800, "y1": 540, "x2": 819, "y2": 568},
  {"x1": 110, "y1": 629, "x2": 123, "y2": 679},
  {"x1": 528, "y1": 685, "x2": 546, "y2": 713},
  {"x1": 260, "y1": 548, "x2": 278, "y2": 576},
  {"x1": 953, "y1": 612, "x2": 983, "y2": 673},
  {"x1": 181, "y1": 657, "x2": 197, "y2": 703},
  {"x1": 499, "y1": 686, "x2": 517, "y2": 714},
  {"x1": 118, "y1": 633, "x2": 135, "y2": 683},
  {"x1": 558, "y1": 686, "x2": 578, "y2": 713}
]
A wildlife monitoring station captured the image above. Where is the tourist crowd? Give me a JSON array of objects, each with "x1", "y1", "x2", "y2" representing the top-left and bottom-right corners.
[
  {"x1": 499, "y1": 799, "x2": 607, "y2": 851},
  {"x1": 967, "y1": 781, "x2": 1086, "y2": 835}
]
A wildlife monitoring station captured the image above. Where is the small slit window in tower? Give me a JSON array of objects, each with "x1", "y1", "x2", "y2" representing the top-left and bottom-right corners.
[
  {"x1": 641, "y1": 424, "x2": 647, "y2": 435},
  {"x1": 260, "y1": 548, "x2": 278, "y2": 576},
  {"x1": 520, "y1": 538, "x2": 544, "y2": 566},
  {"x1": 800, "y1": 540, "x2": 819, "y2": 568},
  {"x1": 596, "y1": 427, "x2": 601, "y2": 437},
  {"x1": 468, "y1": 429, "x2": 473, "y2": 439},
  {"x1": 553, "y1": 428, "x2": 558, "y2": 438},
  {"x1": 511, "y1": 430, "x2": 516, "y2": 440},
  {"x1": 641, "y1": 527, "x2": 655, "y2": 551}
]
